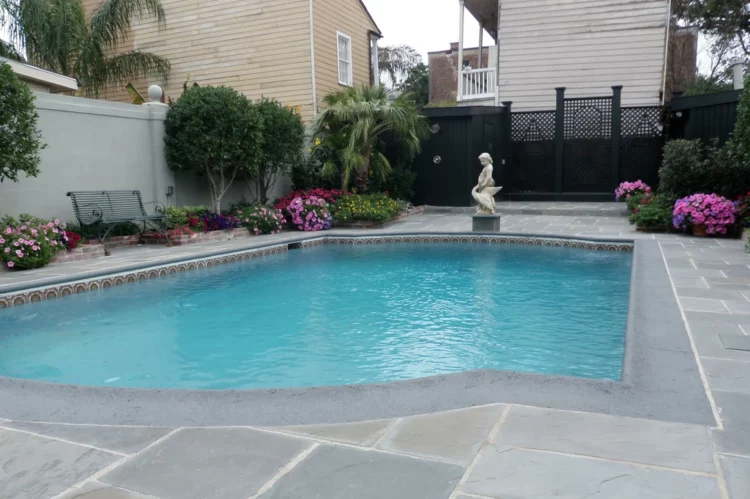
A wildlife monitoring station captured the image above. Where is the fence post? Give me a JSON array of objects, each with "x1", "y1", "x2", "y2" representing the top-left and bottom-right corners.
[
  {"x1": 611, "y1": 85, "x2": 622, "y2": 190},
  {"x1": 502, "y1": 101, "x2": 513, "y2": 192},
  {"x1": 554, "y1": 87, "x2": 566, "y2": 193}
]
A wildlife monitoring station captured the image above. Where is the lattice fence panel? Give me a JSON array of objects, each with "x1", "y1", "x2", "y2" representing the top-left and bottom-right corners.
[
  {"x1": 511, "y1": 111, "x2": 556, "y2": 142},
  {"x1": 621, "y1": 107, "x2": 662, "y2": 137},
  {"x1": 564, "y1": 97, "x2": 612, "y2": 139}
]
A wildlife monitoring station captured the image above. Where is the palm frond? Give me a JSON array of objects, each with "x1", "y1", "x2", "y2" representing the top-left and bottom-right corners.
[
  {"x1": 378, "y1": 44, "x2": 421, "y2": 87},
  {"x1": 88, "y1": 0, "x2": 165, "y2": 51},
  {"x1": 82, "y1": 49, "x2": 170, "y2": 97}
]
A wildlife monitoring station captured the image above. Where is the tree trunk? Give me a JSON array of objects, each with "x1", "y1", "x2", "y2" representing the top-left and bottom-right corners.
[
  {"x1": 341, "y1": 170, "x2": 349, "y2": 192},
  {"x1": 257, "y1": 177, "x2": 267, "y2": 205},
  {"x1": 355, "y1": 146, "x2": 372, "y2": 194}
]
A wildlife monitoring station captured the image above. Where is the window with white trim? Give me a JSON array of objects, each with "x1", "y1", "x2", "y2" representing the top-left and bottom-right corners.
[{"x1": 337, "y1": 31, "x2": 353, "y2": 86}]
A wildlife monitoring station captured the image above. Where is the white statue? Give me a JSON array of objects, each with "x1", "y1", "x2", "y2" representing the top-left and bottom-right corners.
[{"x1": 471, "y1": 153, "x2": 503, "y2": 214}]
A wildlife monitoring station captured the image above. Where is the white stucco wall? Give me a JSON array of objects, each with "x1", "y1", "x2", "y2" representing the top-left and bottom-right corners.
[{"x1": 0, "y1": 92, "x2": 290, "y2": 221}]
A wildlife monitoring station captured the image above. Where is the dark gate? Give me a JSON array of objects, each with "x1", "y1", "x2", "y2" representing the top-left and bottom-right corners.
[
  {"x1": 563, "y1": 96, "x2": 613, "y2": 192},
  {"x1": 413, "y1": 107, "x2": 506, "y2": 206},
  {"x1": 507, "y1": 86, "x2": 664, "y2": 199},
  {"x1": 510, "y1": 111, "x2": 555, "y2": 193}
]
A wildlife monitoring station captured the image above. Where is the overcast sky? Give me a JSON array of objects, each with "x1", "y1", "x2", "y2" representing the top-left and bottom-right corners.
[{"x1": 363, "y1": 0, "x2": 486, "y2": 61}]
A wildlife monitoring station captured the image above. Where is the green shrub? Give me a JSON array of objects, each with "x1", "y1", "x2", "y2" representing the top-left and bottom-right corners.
[
  {"x1": 659, "y1": 139, "x2": 750, "y2": 200},
  {"x1": 65, "y1": 221, "x2": 140, "y2": 239},
  {"x1": 629, "y1": 194, "x2": 674, "y2": 229},
  {"x1": 165, "y1": 86, "x2": 262, "y2": 212},
  {"x1": 366, "y1": 162, "x2": 417, "y2": 201},
  {"x1": 0, "y1": 62, "x2": 45, "y2": 183},
  {"x1": 625, "y1": 192, "x2": 646, "y2": 213},
  {"x1": 163, "y1": 206, "x2": 210, "y2": 230},
  {"x1": 331, "y1": 193, "x2": 402, "y2": 223}
]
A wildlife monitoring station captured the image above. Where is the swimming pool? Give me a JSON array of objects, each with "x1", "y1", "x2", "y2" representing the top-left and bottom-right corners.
[{"x1": 0, "y1": 243, "x2": 632, "y2": 389}]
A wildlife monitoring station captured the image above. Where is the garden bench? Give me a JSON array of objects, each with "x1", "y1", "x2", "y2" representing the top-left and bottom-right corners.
[{"x1": 67, "y1": 190, "x2": 171, "y2": 248}]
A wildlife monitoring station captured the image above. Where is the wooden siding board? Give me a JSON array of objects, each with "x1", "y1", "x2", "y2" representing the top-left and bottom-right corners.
[
  {"x1": 313, "y1": 0, "x2": 375, "y2": 107},
  {"x1": 497, "y1": 0, "x2": 668, "y2": 110}
]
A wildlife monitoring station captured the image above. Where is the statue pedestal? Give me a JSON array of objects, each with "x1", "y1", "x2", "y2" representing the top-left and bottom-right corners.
[{"x1": 472, "y1": 214, "x2": 501, "y2": 233}]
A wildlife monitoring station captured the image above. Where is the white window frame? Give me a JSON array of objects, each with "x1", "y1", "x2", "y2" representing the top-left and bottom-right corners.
[{"x1": 337, "y1": 31, "x2": 353, "y2": 87}]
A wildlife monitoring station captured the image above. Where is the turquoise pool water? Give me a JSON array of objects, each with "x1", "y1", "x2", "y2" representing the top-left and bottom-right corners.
[{"x1": 0, "y1": 243, "x2": 631, "y2": 389}]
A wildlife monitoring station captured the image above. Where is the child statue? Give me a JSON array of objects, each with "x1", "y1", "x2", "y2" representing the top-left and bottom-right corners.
[{"x1": 471, "y1": 153, "x2": 503, "y2": 214}]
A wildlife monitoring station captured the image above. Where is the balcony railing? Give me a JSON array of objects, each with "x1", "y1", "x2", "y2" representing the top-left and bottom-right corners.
[{"x1": 460, "y1": 68, "x2": 496, "y2": 101}]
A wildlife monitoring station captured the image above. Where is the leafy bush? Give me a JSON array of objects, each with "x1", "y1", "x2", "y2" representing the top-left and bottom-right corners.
[
  {"x1": 165, "y1": 86, "x2": 262, "y2": 212},
  {"x1": 331, "y1": 193, "x2": 403, "y2": 223},
  {"x1": 163, "y1": 206, "x2": 211, "y2": 230},
  {"x1": 0, "y1": 62, "x2": 45, "y2": 183},
  {"x1": 625, "y1": 192, "x2": 647, "y2": 213},
  {"x1": 629, "y1": 195, "x2": 673, "y2": 228},
  {"x1": 236, "y1": 206, "x2": 285, "y2": 235},
  {"x1": 251, "y1": 99, "x2": 305, "y2": 204},
  {"x1": 615, "y1": 180, "x2": 651, "y2": 201},
  {"x1": 200, "y1": 212, "x2": 240, "y2": 231},
  {"x1": 287, "y1": 196, "x2": 332, "y2": 231},
  {"x1": 660, "y1": 139, "x2": 750, "y2": 199},
  {"x1": 735, "y1": 191, "x2": 750, "y2": 228},
  {"x1": 366, "y1": 162, "x2": 418, "y2": 201},
  {"x1": 673, "y1": 193, "x2": 737, "y2": 234},
  {"x1": 274, "y1": 189, "x2": 347, "y2": 213},
  {"x1": 0, "y1": 219, "x2": 68, "y2": 270}
]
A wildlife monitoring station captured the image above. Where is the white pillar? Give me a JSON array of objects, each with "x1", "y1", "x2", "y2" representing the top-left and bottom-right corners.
[
  {"x1": 370, "y1": 34, "x2": 380, "y2": 87},
  {"x1": 732, "y1": 58, "x2": 745, "y2": 90},
  {"x1": 458, "y1": 0, "x2": 465, "y2": 101},
  {"x1": 478, "y1": 21, "x2": 484, "y2": 70}
]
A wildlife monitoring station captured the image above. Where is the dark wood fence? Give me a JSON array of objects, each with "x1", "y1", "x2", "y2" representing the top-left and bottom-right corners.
[
  {"x1": 668, "y1": 90, "x2": 742, "y2": 145},
  {"x1": 414, "y1": 87, "x2": 664, "y2": 205}
]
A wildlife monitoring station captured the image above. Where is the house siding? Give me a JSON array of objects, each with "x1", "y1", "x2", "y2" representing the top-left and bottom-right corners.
[
  {"x1": 85, "y1": 0, "x2": 316, "y2": 120},
  {"x1": 497, "y1": 0, "x2": 669, "y2": 110},
  {"x1": 312, "y1": 0, "x2": 378, "y2": 109}
]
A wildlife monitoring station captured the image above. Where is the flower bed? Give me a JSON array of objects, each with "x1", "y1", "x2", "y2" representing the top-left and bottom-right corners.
[
  {"x1": 1, "y1": 218, "x2": 70, "y2": 270},
  {"x1": 237, "y1": 206, "x2": 285, "y2": 235},
  {"x1": 274, "y1": 189, "x2": 347, "y2": 213},
  {"x1": 615, "y1": 180, "x2": 651, "y2": 201},
  {"x1": 287, "y1": 196, "x2": 332, "y2": 231},
  {"x1": 333, "y1": 204, "x2": 424, "y2": 228},
  {"x1": 673, "y1": 193, "x2": 737, "y2": 235}
]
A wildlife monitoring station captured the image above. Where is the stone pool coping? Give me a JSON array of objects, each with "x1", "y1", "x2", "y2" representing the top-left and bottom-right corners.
[{"x1": 0, "y1": 234, "x2": 715, "y2": 428}]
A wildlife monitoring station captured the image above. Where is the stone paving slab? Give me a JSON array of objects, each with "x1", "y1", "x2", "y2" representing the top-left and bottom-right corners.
[
  {"x1": 703, "y1": 358, "x2": 750, "y2": 394},
  {"x1": 692, "y1": 332, "x2": 750, "y2": 361},
  {"x1": 0, "y1": 428, "x2": 119, "y2": 499},
  {"x1": 461, "y1": 446, "x2": 721, "y2": 499},
  {"x1": 60, "y1": 481, "x2": 159, "y2": 498},
  {"x1": 719, "y1": 333, "x2": 750, "y2": 351},
  {"x1": 259, "y1": 444, "x2": 464, "y2": 499},
  {"x1": 495, "y1": 406, "x2": 715, "y2": 473},
  {"x1": 720, "y1": 454, "x2": 750, "y2": 499},
  {"x1": 101, "y1": 428, "x2": 310, "y2": 499},
  {"x1": 711, "y1": 390, "x2": 750, "y2": 455},
  {"x1": 274, "y1": 419, "x2": 392, "y2": 446},
  {"x1": 1, "y1": 421, "x2": 172, "y2": 454},
  {"x1": 374, "y1": 405, "x2": 506, "y2": 466}
]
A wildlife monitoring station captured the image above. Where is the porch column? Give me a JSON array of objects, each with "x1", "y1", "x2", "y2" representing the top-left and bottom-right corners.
[
  {"x1": 478, "y1": 21, "x2": 483, "y2": 69},
  {"x1": 458, "y1": 0, "x2": 465, "y2": 101}
]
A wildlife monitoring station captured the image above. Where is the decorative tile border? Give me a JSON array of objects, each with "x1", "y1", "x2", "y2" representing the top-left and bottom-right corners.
[
  {"x1": 299, "y1": 234, "x2": 633, "y2": 252},
  {"x1": 0, "y1": 244, "x2": 288, "y2": 309},
  {"x1": 0, "y1": 234, "x2": 632, "y2": 309}
]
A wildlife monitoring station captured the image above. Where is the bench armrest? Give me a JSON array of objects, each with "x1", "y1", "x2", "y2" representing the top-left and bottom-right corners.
[
  {"x1": 75, "y1": 203, "x2": 105, "y2": 225},
  {"x1": 143, "y1": 201, "x2": 168, "y2": 216}
]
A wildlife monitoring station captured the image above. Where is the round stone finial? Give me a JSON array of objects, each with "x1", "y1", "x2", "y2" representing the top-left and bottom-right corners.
[{"x1": 147, "y1": 85, "x2": 163, "y2": 102}]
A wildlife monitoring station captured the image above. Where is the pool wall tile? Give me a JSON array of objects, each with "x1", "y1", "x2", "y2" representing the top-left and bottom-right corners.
[{"x1": 0, "y1": 236, "x2": 632, "y2": 309}]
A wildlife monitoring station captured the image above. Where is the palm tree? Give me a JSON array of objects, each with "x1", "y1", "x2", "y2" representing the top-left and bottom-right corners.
[
  {"x1": 378, "y1": 44, "x2": 421, "y2": 88},
  {"x1": 0, "y1": 0, "x2": 170, "y2": 97},
  {"x1": 312, "y1": 85, "x2": 429, "y2": 193}
]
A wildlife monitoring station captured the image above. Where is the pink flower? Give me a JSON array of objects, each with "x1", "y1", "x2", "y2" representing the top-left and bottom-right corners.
[
  {"x1": 7, "y1": 261, "x2": 14, "y2": 268},
  {"x1": 15, "y1": 250, "x2": 23, "y2": 257},
  {"x1": 51, "y1": 240, "x2": 58, "y2": 246},
  {"x1": 4, "y1": 247, "x2": 10, "y2": 253},
  {"x1": 4, "y1": 227, "x2": 11, "y2": 234},
  {"x1": 13, "y1": 241, "x2": 19, "y2": 247},
  {"x1": 32, "y1": 245, "x2": 39, "y2": 251},
  {"x1": 54, "y1": 219, "x2": 60, "y2": 225},
  {"x1": 0, "y1": 237, "x2": 4, "y2": 244}
]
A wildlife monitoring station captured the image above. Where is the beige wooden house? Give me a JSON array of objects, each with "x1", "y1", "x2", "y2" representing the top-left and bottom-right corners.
[{"x1": 84, "y1": 0, "x2": 381, "y2": 121}]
